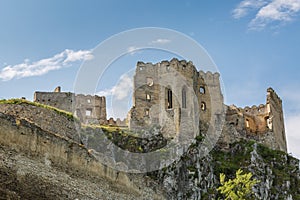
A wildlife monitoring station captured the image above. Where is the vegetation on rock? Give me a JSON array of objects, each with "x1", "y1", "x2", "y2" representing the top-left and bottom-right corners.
[{"x1": 218, "y1": 169, "x2": 260, "y2": 200}]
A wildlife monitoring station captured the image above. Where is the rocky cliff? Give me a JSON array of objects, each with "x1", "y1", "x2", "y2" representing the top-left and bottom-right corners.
[
  {"x1": 0, "y1": 100, "x2": 299, "y2": 199},
  {"x1": 0, "y1": 101, "x2": 164, "y2": 200}
]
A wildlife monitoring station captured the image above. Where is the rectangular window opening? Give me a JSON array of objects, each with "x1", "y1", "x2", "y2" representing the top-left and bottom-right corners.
[{"x1": 86, "y1": 109, "x2": 92, "y2": 116}]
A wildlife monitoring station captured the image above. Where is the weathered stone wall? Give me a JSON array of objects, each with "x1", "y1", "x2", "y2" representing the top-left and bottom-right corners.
[
  {"x1": 75, "y1": 94, "x2": 107, "y2": 125},
  {"x1": 266, "y1": 88, "x2": 287, "y2": 152},
  {"x1": 223, "y1": 88, "x2": 287, "y2": 152},
  {"x1": 34, "y1": 91, "x2": 74, "y2": 112},
  {"x1": 0, "y1": 103, "x2": 81, "y2": 143},
  {"x1": 0, "y1": 112, "x2": 164, "y2": 199},
  {"x1": 34, "y1": 87, "x2": 107, "y2": 125}
]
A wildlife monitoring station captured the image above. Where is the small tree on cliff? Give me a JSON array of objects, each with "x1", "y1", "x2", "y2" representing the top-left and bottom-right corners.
[{"x1": 217, "y1": 169, "x2": 260, "y2": 200}]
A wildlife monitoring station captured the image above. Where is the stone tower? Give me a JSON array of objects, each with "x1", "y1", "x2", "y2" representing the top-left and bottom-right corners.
[{"x1": 128, "y1": 58, "x2": 224, "y2": 138}]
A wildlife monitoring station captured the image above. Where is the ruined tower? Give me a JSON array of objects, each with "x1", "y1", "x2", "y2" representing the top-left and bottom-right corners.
[
  {"x1": 128, "y1": 58, "x2": 224, "y2": 138},
  {"x1": 34, "y1": 87, "x2": 107, "y2": 125},
  {"x1": 224, "y1": 88, "x2": 287, "y2": 152}
]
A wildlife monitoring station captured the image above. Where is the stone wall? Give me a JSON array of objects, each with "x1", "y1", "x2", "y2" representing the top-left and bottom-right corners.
[
  {"x1": 222, "y1": 88, "x2": 287, "y2": 152},
  {"x1": 75, "y1": 94, "x2": 107, "y2": 125},
  {"x1": 34, "y1": 87, "x2": 107, "y2": 125},
  {"x1": 0, "y1": 102, "x2": 81, "y2": 143},
  {"x1": 266, "y1": 87, "x2": 287, "y2": 152},
  {"x1": 107, "y1": 117, "x2": 127, "y2": 127},
  {"x1": 34, "y1": 91, "x2": 74, "y2": 112}
]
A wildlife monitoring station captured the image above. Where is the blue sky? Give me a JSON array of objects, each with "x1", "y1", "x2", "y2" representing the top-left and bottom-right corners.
[{"x1": 0, "y1": 0, "x2": 300, "y2": 158}]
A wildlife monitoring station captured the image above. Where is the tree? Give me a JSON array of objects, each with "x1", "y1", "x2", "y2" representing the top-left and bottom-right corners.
[{"x1": 217, "y1": 169, "x2": 260, "y2": 200}]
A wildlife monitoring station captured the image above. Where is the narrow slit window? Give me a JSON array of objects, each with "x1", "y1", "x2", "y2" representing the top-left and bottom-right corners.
[
  {"x1": 182, "y1": 88, "x2": 187, "y2": 108},
  {"x1": 146, "y1": 93, "x2": 151, "y2": 101},
  {"x1": 167, "y1": 89, "x2": 173, "y2": 109},
  {"x1": 145, "y1": 108, "x2": 149, "y2": 116}
]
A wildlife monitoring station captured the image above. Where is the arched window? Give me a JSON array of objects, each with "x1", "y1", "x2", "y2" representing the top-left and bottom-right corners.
[
  {"x1": 200, "y1": 86, "x2": 205, "y2": 94},
  {"x1": 182, "y1": 87, "x2": 187, "y2": 108},
  {"x1": 245, "y1": 119, "x2": 250, "y2": 128},
  {"x1": 201, "y1": 102, "x2": 206, "y2": 111}
]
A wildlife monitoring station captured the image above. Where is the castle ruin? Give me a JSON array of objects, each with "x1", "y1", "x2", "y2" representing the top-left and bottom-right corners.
[
  {"x1": 34, "y1": 86, "x2": 107, "y2": 125},
  {"x1": 34, "y1": 58, "x2": 287, "y2": 152},
  {"x1": 127, "y1": 58, "x2": 287, "y2": 152}
]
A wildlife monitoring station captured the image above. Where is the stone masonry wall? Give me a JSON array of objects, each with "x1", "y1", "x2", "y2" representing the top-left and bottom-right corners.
[
  {"x1": 0, "y1": 103, "x2": 81, "y2": 143},
  {"x1": 34, "y1": 87, "x2": 107, "y2": 125},
  {"x1": 34, "y1": 91, "x2": 74, "y2": 112},
  {"x1": 223, "y1": 88, "x2": 287, "y2": 152}
]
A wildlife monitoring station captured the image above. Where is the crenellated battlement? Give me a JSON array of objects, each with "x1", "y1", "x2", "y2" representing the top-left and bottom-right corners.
[{"x1": 136, "y1": 58, "x2": 221, "y2": 87}]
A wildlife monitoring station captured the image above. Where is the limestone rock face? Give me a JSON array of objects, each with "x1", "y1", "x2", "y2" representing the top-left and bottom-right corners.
[
  {"x1": 0, "y1": 112, "x2": 164, "y2": 200},
  {"x1": 0, "y1": 101, "x2": 298, "y2": 199},
  {"x1": 147, "y1": 140, "x2": 300, "y2": 199}
]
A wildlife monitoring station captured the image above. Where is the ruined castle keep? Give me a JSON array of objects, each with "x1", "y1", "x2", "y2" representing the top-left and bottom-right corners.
[
  {"x1": 34, "y1": 86, "x2": 107, "y2": 125},
  {"x1": 127, "y1": 58, "x2": 224, "y2": 138},
  {"x1": 127, "y1": 58, "x2": 287, "y2": 152}
]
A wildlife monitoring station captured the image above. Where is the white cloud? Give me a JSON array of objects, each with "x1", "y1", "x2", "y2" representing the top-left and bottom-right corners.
[
  {"x1": 150, "y1": 38, "x2": 171, "y2": 45},
  {"x1": 232, "y1": 0, "x2": 269, "y2": 19},
  {"x1": 0, "y1": 49, "x2": 94, "y2": 81},
  {"x1": 127, "y1": 46, "x2": 140, "y2": 55},
  {"x1": 232, "y1": 0, "x2": 300, "y2": 29},
  {"x1": 280, "y1": 88, "x2": 300, "y2": 159},
  {"x1": 97, "y1": 74, "x2": 133, "y2": 101},
  {"x1": 63, "y1": 49, "x2": 94, "y2": 63}
]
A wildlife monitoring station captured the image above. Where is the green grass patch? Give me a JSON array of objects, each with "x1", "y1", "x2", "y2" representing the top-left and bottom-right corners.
[{"x1": 0, "y1": 98, "x2": 79, "y2": 122}]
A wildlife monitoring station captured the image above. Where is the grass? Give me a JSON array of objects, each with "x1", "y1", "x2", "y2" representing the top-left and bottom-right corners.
[{"x1": 0, "y1": 98, "x2": 79, "y2": 122}]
